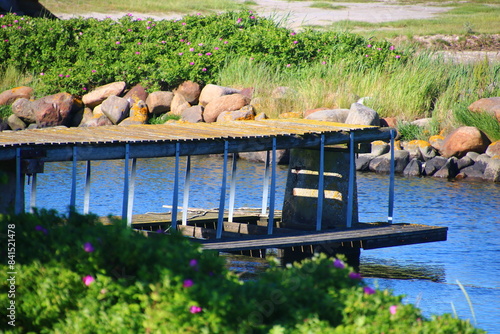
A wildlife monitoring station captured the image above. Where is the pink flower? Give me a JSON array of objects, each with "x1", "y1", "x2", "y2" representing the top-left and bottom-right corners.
[
  {"x1": 40, "y1": 72, "x2": 44, "y2": 75},
  {"x1": 83, "y1": 242, "x2": 94, "y2": 252},
  {"x1": 135, "y1": 51, "x2": 140, "y2": 55},
  {"x1": 65, "y1": 74, "x2": 70, "y2": 77},
  {"x1": 250, "y1": 16, "x2": 255, "y2": 19},
  {"x1": 189, "y1": 259, "x2": 198, "y2": 267},
  {"x1": 198, "y1": 43, "x2": 203, "y2": 46},
  {"x1": 161, "y1": 41, "x2": 166, "y2": 44},
  {"x1": 127, "y1": 13, "x2": 133, "y2": 17},
  {"x1": 115, "y1": 41, "x2": 121, "y2": 44},
  {"x1": 83, "y1": 275, "x2": 95, "y2": 286},
  {"x1": 293, "y1": 41, "x2": 298, "y2": 44},
  {"x1": 365, "y1": 55, "x2": 369, "y2": 57},
  {"x1": 348, "y1": 272, "x2": 362, "y2": 280},
  {"x1": 236, "y1": 18, "x2": 242, "y2": 23},
  {"x1": 146, "y1": 26, "x2": 151, "y2": 29},
  {"x1": 127, "y1": 29, "x2": 132, "y2": 32},
  {"x1": 189, "y1": 62, "x2": 195, "y2": 66},
  {"x1": 377, "y1": 48, "x2": 382, "y2": 51},
  {"x1": 178, "y1": 52, "x2": 183, "y2": 56},
  {"x1": 181, "y1": 22, "x2": 186, "y2": 26},
  {"x1": 180, "y1": 39, "x2": 185, "y2": 42},
  {"x1": 59, "y1": 74, "x2": 64, "y2": 77},
  {"x1": 91, "y1": 69, "x2": 96, "y2": 73},
  {"x1": 395, "y1": 55, "x2": 401, "y2": 59},
  {"x1": 183, "y1": 279, "x2": 194, "y2": 287},
  {"x1": 186, "y1": 42, "x2": 191, "y2": 45},
  {"x1": 390, "y1": 305, "x2": 397, "y2": 315},
  {"x1": 197, "y1": 53, "x2": 203, "y2": 56},
  {"x1": 333, "y1": 259, "x2": 344, "y2": 269},
  {"x1": 389, "y1": 45, "x2": 395, "y2": 50},
  {"x1": 286, "y1": 64, "x2": 291, "y2": 68},
  {"x1": 290, "y1": 32, "x2": 296, "y2": 36},
  {"x1": 189, "y1": 48, "x2": 195, "y2": 52},
  {"x1": 364, "y1": 286, "x2": 376, "y2": 295},
  {"x1": 82, "y1": 87, "x2": 87, "y2": 91},
  {"x1": 223, "y1": 41, "x2": 228, "y2": 44},
  {"x1": 205, "y1": 52, "x2": 212, "y2": 56},
  {"x1": 137, "y1": 42, "x2": 142, "y2": 45},
  {"x1": 189, "y1": 305, "x2": 202, "y2": 314},
  {"x1": 367, "y1": 44, "x2": 372, "y2": 48},
  {"x1": 321, "y1": 61, "x2": 326, "y2": 65},
  {"x1": 214, "y1": 47, "x2": 219, "y2": 50},
  {"x1": 202, "y1": 68, "x2": 207, "y2": 72}
]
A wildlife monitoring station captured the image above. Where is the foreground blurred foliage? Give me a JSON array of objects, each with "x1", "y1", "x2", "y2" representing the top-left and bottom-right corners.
[{"x1": 0, "y1": 210, "x2": 484, "y2": 333}]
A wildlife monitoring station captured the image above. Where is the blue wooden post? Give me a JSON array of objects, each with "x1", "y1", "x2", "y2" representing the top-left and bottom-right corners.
[
  {"x1": 171, "y1": 143, "x2": 180, "y2": 230},
  {"x1": 268, "y1": 138, "x2": 277, "y2": 235},
  {"x1": 83, "y1": 161, "x2": 91, "y2": 214},
  {"x1": 346, "y1": 132, "x2": 355, "y2": 228},
  {"x1": 388, "y1": 129, "x2": 396, "y2": 223},
  {"x1": 216, "y1": 141, "x2": 229, "y2": 239},
  {"x1": 316, "y1": 134, "x2": 325, "y2": 231},
  {"x1": 182, "y1": 155, "x2": 191, "y2": 226}
]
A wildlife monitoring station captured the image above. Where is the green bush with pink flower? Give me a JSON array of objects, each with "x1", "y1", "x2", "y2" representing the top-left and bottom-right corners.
[
  {"x1": 0, "y1": 210, "x2": 484, "y2": 333},
  {"x1": 0, "y1": 11, "x2": 404, "y2": 97}
]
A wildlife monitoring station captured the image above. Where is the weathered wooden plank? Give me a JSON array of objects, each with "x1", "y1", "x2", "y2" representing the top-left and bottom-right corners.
[{"x1": 195, "y1": 224, "x2": 448, "y2": 251}]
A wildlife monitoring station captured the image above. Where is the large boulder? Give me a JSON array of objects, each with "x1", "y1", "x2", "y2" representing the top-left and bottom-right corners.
[
  {"x1": 32, "y1": 93, "x2": 82, "y2": 127},
  {"x1": 433, "y1": 157, "x2": 459, "y2": 179},
  {"x1": 12, "y1": 98, "x2": 36, "y2": 124},
  {"x1": 0, "y1": 86, "x2": 33, "y2": 105},
  {"x1": 170, "y1": 93, "x2": 191, "y2": 116},
  {"x1": 403, "y1": 158, "x2": 423, "y2": 177},
  {"x1": 305, "y1": 109, "x2": 349, "y2": 123},
  {"x1": 428, "y1": 134, "x2": 445, "y2": 152},
  {"x1": 181, "y1": 105, "x2": 204, "y2": 123},
  {"x1": 203, "y1": 94, "x2": 250, "y2": 123},
  {"x1": 369, "y1": 150, "x2": 409, "y2": 174},
  {"x1": 198, "y1": 84, "x2": 240, "y2": 106},
  {"x1": 174, "y1": 81, "x2": 201, "y2": 104},
  {"x1": 440, "y1": 126, "x2": 491, "y2": 158},
  {"x1": 345, "y1": 103, "x2": 380, "y2": 126},
  {"x1": 146, "y1": 91, "x2": 174, "y2": 115},
  {"x1": 101, "y1": 95, "x2": 130, "y2": 124},
  {"x1": 6, "y1": 114, "x2": 26, "y2": 130},
  {"x1": 468, "y1": 97, "x2": 500, "y2": 122},
  {"x1": 458, "y1": 164, "x2": 484, "y2": 179},
  {"x1": 404, "y1": 140, "x2": 436, "y2": 161},
  {"x1": 82, "y1": 81, "x2": 126, "y2": 108},
  {"x1": 423, "y1": 156, "x2": 448, "y2": 176},
  {"x1": 217, "y1": 105, "x2": 255, "y2": 122},
  {"x1": 119, "y1": 100, "x2": 148, "y2": 125},
  {"x1": 483, "y1": 158, "x2": 500, "y2": 182},
  {"x1": 123, "y1": 84, "x2": 148, "y2": 104},
  {"x1": 486, "y1": 141, "x2": 500, "y2": 158}
]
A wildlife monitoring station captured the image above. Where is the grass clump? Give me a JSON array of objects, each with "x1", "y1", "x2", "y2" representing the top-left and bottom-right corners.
[{"x1": 0, "y1": 210, "x2": 486, "y2": 333}]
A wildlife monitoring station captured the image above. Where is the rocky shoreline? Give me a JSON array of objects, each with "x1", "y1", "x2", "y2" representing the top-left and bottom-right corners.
[{"x1": 0, "y1": 80, "x2": 499, "y2": 182}]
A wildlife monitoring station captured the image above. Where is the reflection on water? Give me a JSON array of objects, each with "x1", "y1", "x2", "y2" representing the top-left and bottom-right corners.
[{"x1": 28, "y1": 157, "x2": 500, "y2": 333}]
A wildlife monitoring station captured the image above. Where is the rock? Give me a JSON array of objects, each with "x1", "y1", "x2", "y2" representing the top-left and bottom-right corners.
[
  {"x1": 181, "y1": 105, "x2": 204, "y2": 123},
  {"x1": 466, "y1": 151, "x2": 480, "y2": 161},
  {"x1": 433, "y1": 158, "x2": 459, "y2": 178},
  {"x1": 198, "y1": 84, "x2": 240, "y2": 106},
  {"x1": 80, "y1": 115, "x2": 113, "y2": 127},
  {"x1": 203, "y1": 94, "x2": 250, "y2": 123},
  {"x1": 380, "y1": 117, "x2": 397, "y2": 128},
  {"x1": 12, "y1": 98, "x2": 36, "y2": 124},
  {"x1": 238, "y1": 150, "x2": 289, "y2": 165},
  {"x1": 370, "y1": 141, "x2": 390, "y2": 156},
  {"x1": 239, "y1": 87, "x2": 254, "y2": 100},
  {"x1": 0, "y1": 86, "x2": 33, "y2": 105},
  {"x1": 403, "y1": 158, "x2": 423, "y2": 177},
  {"x1": 170, "y1": 93, "x2": 191, "y2": 116},
  {"x1": 78, "y1": 107, "x2": 94, "y2": 127},
  {"x1": 82, "y1": 81, "x2": 126, "y2": 108},
  {"x1": 483, "y1": 158, "x2": 500, "y2": 182},
  {"x1": 411, "y1": 118, "x2": 433, "y2": 128},
  {"x1": 304, "y1": 107, "x2": 328, "y2": 118},
  {"x1": 456, "y1": 156, "x2": 474, "y2": 170},
  {"x1": 468, "y1": 97, "x2": 500, "y2": 122},
  {"x1": 32, "y1": 92, "x2": 82, "y2": 127},
  {"x1": 404, "y1": 140, "x2": 436, "y2": 161},
  {"x1": 255, "y1": 112, "x2": 268, "y2": 120},
  {"x1": 345, "y1": 103, "x2": 380, "y2": 126},
  {"x1": 369, "y1": 150, "x2": 409, "y2": 174},
  {"x1": 486, "y1": 141, "x2": 500, "y2": 158},
  {"x1": 6, "y1": 114, "x2": 26, "y2": 130},
  {"x1": 279, "y1": 112, "x2": 302, "y2": 119},
  {"x1": 92, "y1": 104, "x2": 105, "y2": 118},
  {"x1": 459, "y1": 165, "x2": 484, "y2": 179},
  {"x1": 123, "y1": 84, "x2": 148, "y2": 104},
  {"x1": 429, "y1": 134, "x2": 444, "y2": 151},
  {"x1": 423, "y1": 156, "x2": 448, "y2": 176},
  {"x1": 355, "y1": 154, "x2": 373, "y2": 171},
  {"x1": 174, "y1": 81, "x2": 201, "y2": 104},
  {"x1": 146, "y1": 91, "x2": 174, "y2": 115},
  {"x1": 124, "y1": 100, "x2": 148, "y2": 124},
  {"x1": 440, "y1": 126, "x2": 491, "y2": 158},
  {"x1": 272, "y1": 86, "x2": 295, "y2": 99},
  {"x1": 217, "y1": 105, "x2": 255, "y2": 122},
  {"x1": 0, "y1": 119, "x2": 9, "y2": 131},
  {"x1": 101, "y1": 95, "x2": 130, "y2": 124},
  {"x1": 305, "y1": 109, "x2": 349, "y2": 123}
]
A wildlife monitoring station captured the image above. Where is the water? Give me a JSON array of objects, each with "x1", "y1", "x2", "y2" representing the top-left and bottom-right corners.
[{"x1": 27, "y1": 156, "x2": 500, "y2": 333}]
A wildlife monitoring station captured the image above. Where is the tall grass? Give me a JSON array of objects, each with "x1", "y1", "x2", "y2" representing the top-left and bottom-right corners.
[
  {"x1": 41, "y1": 0, "x2": 245, "y2": 14},
  {"x1": 218, "y1": 50, "x2": 500, "y2": 139}
]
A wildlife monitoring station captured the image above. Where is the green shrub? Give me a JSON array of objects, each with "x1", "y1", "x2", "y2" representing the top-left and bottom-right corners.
[
  {"x1": 0, "y1": 211, "x2": 485, "y2": 333},
  {"x1": 0, "y1": 12, "x2": 405, "y2": 96}
]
